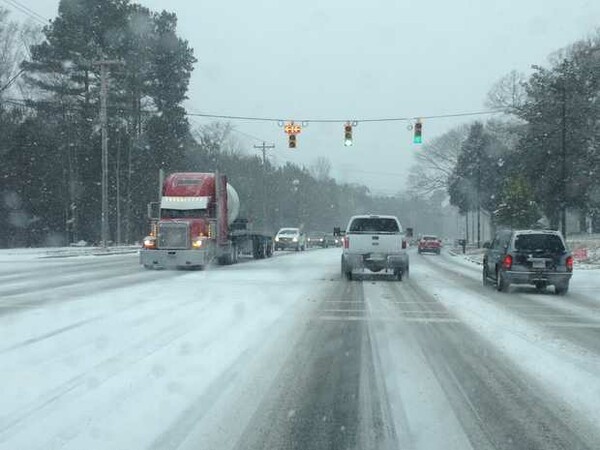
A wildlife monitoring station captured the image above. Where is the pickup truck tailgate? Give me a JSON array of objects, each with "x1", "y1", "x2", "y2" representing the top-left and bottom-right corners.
[{"x1": 346, "y1": 233, "x2": 402, "y2": 254}]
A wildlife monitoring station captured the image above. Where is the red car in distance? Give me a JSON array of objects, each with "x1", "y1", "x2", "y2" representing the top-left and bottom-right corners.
[{"x1": 418, "y1": 235, "x2": 442, "y2": 255}]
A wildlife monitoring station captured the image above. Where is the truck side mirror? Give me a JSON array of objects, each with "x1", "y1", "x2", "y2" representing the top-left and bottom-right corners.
[
  {"x1": 147, "y1": 202, "x2": 160, "y2": 220},
  {"x1": 483, "y1": 241, "x2": 491, "y2": 249}
]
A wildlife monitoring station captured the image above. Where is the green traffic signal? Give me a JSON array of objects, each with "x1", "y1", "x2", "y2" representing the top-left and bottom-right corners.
[
  {"x1": 344, "y1": 124, "x2": 353, "y2": 146},
  {"x1": 413, "y1": 121, "x2": 423, "y2": 144}
]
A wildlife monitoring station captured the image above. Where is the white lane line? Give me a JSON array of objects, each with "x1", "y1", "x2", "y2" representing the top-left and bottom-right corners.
[
  {"x1": 543, "y1": 322, "x2": 600, "y2": 329},
  {"x1": 324, "y1": 300, "x2": 366, "y2": 304},
  {"x1": 320, "y1": 309, "x2": 450, "y2": 314},
  {"x1": 317, "y1": 315, "x2": 460, "y2": 323},
  {"x1": 0, "y1": 304, "x2": 39, "y2": 309},
  {"x1": 524, "y1": 313, "x2": 600, "y2": 320}
]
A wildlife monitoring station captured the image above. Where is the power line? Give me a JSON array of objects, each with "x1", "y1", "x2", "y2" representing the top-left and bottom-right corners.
[
  {"x1": 0, "y1": 0, "x2": 48, "y2": 25},
  {"x1": 4, "y1": 97, "x2": 507, "y2": 127},
  {"x1": 231, "y1": 128, "x2": 270, "y2": 143},
  {"x1": 0, "y1": 68, "x2": 25, "y2": 93},
  {"x1": 185, "y1": 108, "x2": 505, "y2": 124}
]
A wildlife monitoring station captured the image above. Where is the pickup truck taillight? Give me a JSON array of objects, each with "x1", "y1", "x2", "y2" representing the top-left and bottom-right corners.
[
  {"x1": 343, "y1": 236, "x2": 349, "y2": 249},
  {"x1": 566, "y1": 256, "x2": 574, "y2": 272}
]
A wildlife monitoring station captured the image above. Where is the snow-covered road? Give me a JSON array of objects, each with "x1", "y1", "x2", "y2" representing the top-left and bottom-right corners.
[{"x1": 1, "y1": 248, "x2": 600, "y2": 449}]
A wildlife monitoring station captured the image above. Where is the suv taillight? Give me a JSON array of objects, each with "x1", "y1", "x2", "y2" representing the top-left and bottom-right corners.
[
  {"x1": 502, "y1": 254, "x2": 513, "y2": 270},
  {"x1": 566, "y1": 255, "x2": 573, "y2": 272},
  {"x1": 343, "y1": 236, "x2": 349, "y2": 249}
]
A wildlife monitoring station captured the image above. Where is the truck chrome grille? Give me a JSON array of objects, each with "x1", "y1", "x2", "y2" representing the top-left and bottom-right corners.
[{"x1": 158, "y1": 222, "x2": 189, "y2": 249}]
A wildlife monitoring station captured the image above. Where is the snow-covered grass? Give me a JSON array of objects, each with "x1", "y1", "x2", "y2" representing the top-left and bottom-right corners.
[
  {"x1": 0, "y1": 246, "x2": 139, "y2": 262},
  {"x1": 448, "y1": 234, "x2": 600, "y2": 270}
]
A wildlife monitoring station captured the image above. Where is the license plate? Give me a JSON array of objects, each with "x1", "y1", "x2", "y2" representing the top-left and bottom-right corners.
[
  {"x1": 370, "y1": 253, "x2": 385, "y2": 261},
  {"x1": 532, "y1": 260, "x2": 545, "y2": 269}
]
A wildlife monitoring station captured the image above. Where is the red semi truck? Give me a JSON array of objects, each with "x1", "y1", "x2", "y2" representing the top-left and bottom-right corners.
[{"x1": 140, "y1": 172, "x2": 274, "y2": 269}]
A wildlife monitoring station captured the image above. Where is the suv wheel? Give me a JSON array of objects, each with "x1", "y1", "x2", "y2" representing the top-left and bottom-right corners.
[
  {"x1": 555, "y1": 282, "x2": 569, "y2": 295},
  {"x1": 496, "y1": 270, "x2": 510, "y2": 292},
  {"x1": 483, "y1": 267, "x2": 491, "y2": 286}
]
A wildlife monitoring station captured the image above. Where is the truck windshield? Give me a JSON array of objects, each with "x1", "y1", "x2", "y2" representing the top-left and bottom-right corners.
[
  {"x1": 278, "y1": 229, "x2": 299, "y2": 235},
  {"x1": 349, "y1": 218, "x2": 399, "y2": 233},
  {"x1": 161, "y1": 209, "x2": 208, "y2": 219}
]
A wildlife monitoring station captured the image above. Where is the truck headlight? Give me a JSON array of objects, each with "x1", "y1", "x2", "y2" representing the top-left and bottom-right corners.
[
  {"x1": 192, "y1": 237, "x2": 204, "y2": 249},
  {"x1": 293, "y1": 236, "x2": 298, "y2": 242},
  {"x1": 143, "y1": 236, "x2": 156, "y2": 249}
]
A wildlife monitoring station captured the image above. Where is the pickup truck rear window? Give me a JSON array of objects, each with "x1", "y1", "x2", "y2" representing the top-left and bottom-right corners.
[
  {"x1": 349, "y1": 218, "x2": 399, "y2": 233},
  {"x1": 514, "y1": 234, "x2": 565, "y2": 253}
]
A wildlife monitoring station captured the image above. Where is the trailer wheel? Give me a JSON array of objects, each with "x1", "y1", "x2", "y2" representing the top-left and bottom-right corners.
[
  {"x1": 252, "y1": 239, "x2": 265, "y2": 259},
  {"x1": 260, "y1": 241, "x2": 265, "y2": 259}
]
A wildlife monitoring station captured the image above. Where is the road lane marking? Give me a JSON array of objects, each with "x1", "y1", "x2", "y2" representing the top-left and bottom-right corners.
[
  {"x1": 320, "y1": 309, "x2": 451, "y2": 314},
  {"x1": 542, "y1": 322, "x2": 600, "y2": 329},
  {"x1": 317, "y1": 315, "x2": 460, "y2": 323}
]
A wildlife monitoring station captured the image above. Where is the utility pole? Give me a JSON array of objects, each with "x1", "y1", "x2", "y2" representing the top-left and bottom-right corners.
[
  {"x1": 560, "y1": 82, "x2": 567, "y2": 238},
  {"x1": 254, "y1": 142, "x2": 275, "y2": 229},
  {"x1": 93, "y1": 59, "x2": 122, "y2": 248},
  {"x1": 254, "y1": 141, "x2": 274, "y2": 165},
  {"x1": 477, "y1": 143, "x2": 482, "y2": 248}
]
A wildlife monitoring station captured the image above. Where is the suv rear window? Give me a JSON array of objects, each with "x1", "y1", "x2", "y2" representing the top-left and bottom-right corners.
[
  {"x1": 349, "y1": 218, "x2": 399, "y2": 233},
  {"x1": 514, "y1": 234, "x2": 565, "y2": 253}
]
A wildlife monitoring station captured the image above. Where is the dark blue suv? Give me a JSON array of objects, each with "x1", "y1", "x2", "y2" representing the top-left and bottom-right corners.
[{"x1": 483, "y1": 230, "x2": 573, "y2": 295}]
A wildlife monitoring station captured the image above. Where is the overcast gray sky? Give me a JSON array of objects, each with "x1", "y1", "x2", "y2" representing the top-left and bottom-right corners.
[{"x1": 10, "y1": 0, "x2": 600, "y2": 195}]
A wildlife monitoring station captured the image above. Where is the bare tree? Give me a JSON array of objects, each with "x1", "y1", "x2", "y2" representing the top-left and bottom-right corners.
[
  {"x1": 194, "y1": 122, "x2": 234, "y2": 155},
  {"x1": 309, "y1": 156, "x2": 332, "y2": 181},
  {"x1": 486, "y1": 70, "x2": 527, "y2": 112},
  {"x1": 408, "y1": 125, "x2": 469, "y2": 197},
  {"x1": 0, "y1": 8, "x2": 22, "y2": 96},
  {"x1": 0, "y1": 9, "x2": 41, "y2": 98}
]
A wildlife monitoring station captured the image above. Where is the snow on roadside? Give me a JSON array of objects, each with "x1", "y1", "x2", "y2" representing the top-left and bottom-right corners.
[
  {"x1": 411, "y1": 262, "x2": 600, "y2": 436},
  {"x1": 0, "y1": 246, "x2": 139, "y2": 263},
  {"x1": 438, "y1": 249, "x2": 600, "y2": 304}
]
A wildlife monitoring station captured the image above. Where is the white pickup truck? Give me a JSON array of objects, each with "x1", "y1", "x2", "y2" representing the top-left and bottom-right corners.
[{"x1": 340, "y1": 214, "x2": 409, "y2": 281}]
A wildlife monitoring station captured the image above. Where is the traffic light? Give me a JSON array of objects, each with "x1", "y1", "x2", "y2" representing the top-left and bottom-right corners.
[
  {"x1": 413, "y1": 120, "x2": 423, "y2": 144},
  {"x1": 288, "y1": 134, "x2": 297, "y2": 149},
  {"x1": 344, "y1": 124, "x2": 353, "y2": 147}
]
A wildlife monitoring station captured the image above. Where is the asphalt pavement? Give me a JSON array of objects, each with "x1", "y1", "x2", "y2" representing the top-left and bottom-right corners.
[{"x1": 1, "y1": 248, "x2": 600, "y2": 450}]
